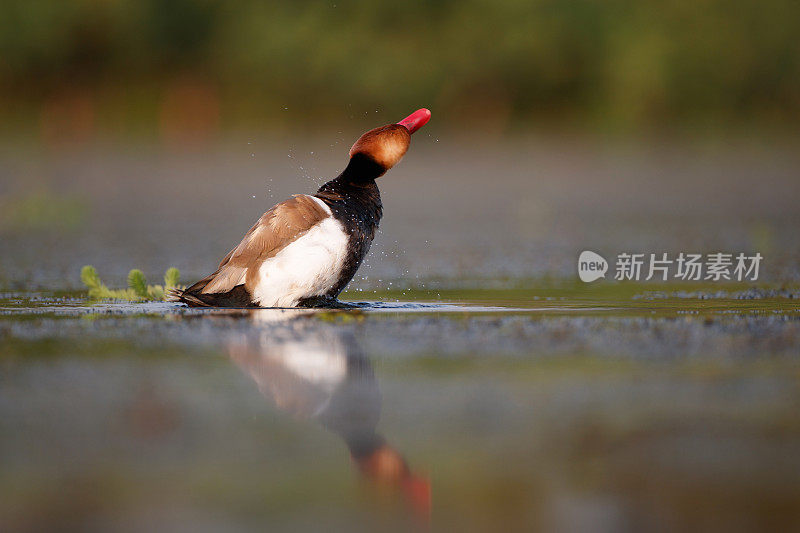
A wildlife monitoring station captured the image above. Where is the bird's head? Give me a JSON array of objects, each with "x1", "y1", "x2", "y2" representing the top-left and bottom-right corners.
[
  {"x1": 353, "y1": 443, "x2": 432, "y2": 520},
  {"x1": 347, "y1": 108, "x2": 431, "y2": 178}
]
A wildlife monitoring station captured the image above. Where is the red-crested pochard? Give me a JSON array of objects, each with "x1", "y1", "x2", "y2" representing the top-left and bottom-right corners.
[
  {"x1": 227, "y1": 318, "x2": 431, "y2": 519},
  {"x1": 169, "y1": 108, "x2": 431, "y2": 308}
]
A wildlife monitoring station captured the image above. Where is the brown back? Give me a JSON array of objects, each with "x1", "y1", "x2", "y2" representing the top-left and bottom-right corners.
[{"x1": 200, "y1": 194, "x2": 329, "y2": 294}]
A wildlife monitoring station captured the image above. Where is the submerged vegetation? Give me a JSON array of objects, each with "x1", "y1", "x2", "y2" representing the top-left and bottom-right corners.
[{"x1": 81, "y1": 265, "x2": 181, "y2": 302}]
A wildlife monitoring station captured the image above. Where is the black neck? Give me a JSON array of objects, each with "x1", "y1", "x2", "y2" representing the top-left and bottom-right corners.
[
  {"x1": 345, "y1": 431, "x2": 386, "y2": 460},
  {"x1": 316, "y1": 153, "x2": 384, "y2": 208},
  {"x1": 343, "y1": 153, "x2": 386, "y2": 181}
]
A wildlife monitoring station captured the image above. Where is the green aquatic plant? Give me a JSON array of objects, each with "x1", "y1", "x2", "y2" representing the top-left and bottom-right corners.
[
  {"x1": 127, "y1": 269, "x2": 149, "y2": 299},
  {"x1": 81, "y1": 265, "x2": 182, "y2": 302}
]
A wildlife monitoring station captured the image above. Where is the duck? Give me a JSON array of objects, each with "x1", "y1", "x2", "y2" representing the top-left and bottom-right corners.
[
  {"x1": 226, "y1": 316, "x2": 431, "y2": 519},
  {"x1": 169, "y1": 108, "x2": 431, "y2": 308}
]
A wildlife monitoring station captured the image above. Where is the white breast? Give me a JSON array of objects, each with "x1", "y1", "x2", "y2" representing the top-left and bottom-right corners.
[{"x1": 251, "y1": 216, "x2": 350, "y2": 307}]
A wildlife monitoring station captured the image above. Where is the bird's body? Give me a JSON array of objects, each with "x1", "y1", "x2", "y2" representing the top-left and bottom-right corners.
[
  {"x1": 226, "y1": 316, "x2": 430, "y2": 518},
  {"x1": 170, "y1": 109, "x2": 430, "y2": 308}
]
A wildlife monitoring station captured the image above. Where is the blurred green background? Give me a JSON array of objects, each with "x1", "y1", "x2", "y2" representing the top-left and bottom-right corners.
[{"x1": 2, "y1": 0, "x2": 799, "y2": 142}]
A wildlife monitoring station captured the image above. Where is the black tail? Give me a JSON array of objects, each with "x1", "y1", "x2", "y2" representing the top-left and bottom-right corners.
[
  {"x1": 167, "y1": 288, "x2": 213, "y2": 307},
  {"x1": 168, "y1": 284, "x2": 257, "y2": 308}
]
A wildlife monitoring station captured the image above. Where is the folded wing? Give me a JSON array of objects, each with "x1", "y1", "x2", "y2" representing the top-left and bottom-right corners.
[{"x1": 181, "y1": 195, "x2": 330, "y2": 302}]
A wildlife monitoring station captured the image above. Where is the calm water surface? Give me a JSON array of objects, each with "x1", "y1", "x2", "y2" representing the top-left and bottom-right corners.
[
  {"x1": 2, "y1": 142, "x2": 800, "y2": 531},
  {"x1": 2, "y1": 288, "x2": 800, "y2": 532}
]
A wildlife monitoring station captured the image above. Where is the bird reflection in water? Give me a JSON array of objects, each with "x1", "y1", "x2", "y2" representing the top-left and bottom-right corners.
[{"x1": 225, "y1": 309, "x2": 431, "y2": 521}]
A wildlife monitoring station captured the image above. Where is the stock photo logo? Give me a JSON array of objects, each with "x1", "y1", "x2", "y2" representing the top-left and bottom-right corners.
[
  {"x1": 578, "y1": 251, "x2": 763, "y2": 282},
  {"x1": 578, "y1": 251, "x2": 608, "y2": 282}
]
